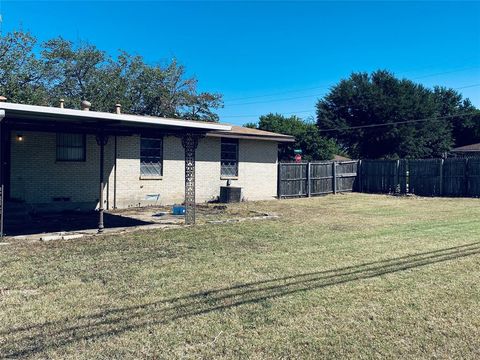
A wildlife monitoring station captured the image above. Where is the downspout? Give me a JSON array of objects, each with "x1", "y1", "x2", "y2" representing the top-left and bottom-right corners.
[
  {"x1": 0, "y1": 109, "x2": 6, "y2": 237},
  {"x1": 113, "y1": 135, "x2": 117, "y2": 209}
]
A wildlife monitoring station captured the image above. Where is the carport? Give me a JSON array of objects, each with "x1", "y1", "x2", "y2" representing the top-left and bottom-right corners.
[{"x1": 0, "y1": 101, "x2": 231, "y2": 236}]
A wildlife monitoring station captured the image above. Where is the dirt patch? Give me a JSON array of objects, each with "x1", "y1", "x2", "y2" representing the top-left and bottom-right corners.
[{"x1": 110, "y1": 203, "x2": 275, "y2": 224}]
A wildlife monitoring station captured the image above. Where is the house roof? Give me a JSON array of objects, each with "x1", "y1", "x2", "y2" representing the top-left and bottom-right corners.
[
  {"x1": 451, "y1": 143, "x2": 480, "y2": 152},
  {"x1": 0, "y1": 102, "x2": 294, "y2": 142},
  {"x1": 208, "y1": 125, "x2": 295, "y2": 142}
]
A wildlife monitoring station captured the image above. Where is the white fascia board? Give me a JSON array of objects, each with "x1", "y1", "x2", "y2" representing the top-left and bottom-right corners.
[{"x1": 0, "y1": 103, "x2": 231, "y2": 131}]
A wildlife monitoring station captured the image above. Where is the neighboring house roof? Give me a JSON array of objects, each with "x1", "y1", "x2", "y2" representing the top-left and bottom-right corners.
[
  {"x1": 333, "y1": 154, "x2": 351, "y2": 161},
  {"x1": 0, "y1": 102, "x2": 294, "y2": 142},
  {"x1": 451, "y1": 143, "x2": 480, "y2": 152}
]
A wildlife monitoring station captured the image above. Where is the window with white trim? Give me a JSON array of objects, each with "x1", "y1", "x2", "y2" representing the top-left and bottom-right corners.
[
  {"x1": 221, "y1": 138, "x2": 239, "y2": 177},
  {"x1": 140, "y1": 137, "x2": 163, "y2": 177},
  {"x1": 56, "y1": 133, "x2": 86, "y2": 161}
]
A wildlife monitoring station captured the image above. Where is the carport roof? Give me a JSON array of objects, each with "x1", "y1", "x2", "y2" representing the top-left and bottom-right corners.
[{"x1": 0, "y1": 102, "x2": 231, "y2": 132}]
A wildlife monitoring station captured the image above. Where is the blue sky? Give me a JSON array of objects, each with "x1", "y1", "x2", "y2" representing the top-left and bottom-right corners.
[{"x1": 1, "y1": 1, "x2": 480, "y2": 125}]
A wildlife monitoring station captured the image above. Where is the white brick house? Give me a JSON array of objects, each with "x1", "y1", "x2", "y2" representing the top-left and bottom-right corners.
[{"x1": 0, "y1": 101, "x2": 293, "y2": 233}]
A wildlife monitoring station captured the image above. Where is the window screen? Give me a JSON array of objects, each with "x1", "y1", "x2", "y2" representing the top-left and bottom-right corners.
[
  {"x1": 221, "y1": 138, "x2": 239, "y2": 177},
  {"x1": 140, "y1": 137, "x2": 163, "y2": 177},
  {"x1": 56, "y1": 133, "x2": 86, "y2": 161}
]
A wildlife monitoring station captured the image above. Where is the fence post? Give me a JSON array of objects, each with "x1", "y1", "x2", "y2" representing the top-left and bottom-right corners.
[
  {"x1": 399, "y1": 159, "x2": 407, "y2": 194},
  {"x1": 277, "y1": 162, "x2": 282, "y2": 199},
  {"x1": 395, "y1": 159, "x2": 400, "y2": 194},
  {"x1": 405, "y1": 159, "x2": 410, "y2": 194},
  {"x1": 357, "y1": 160, "x2": 362, "y2": 192},
  {"x1": 332, "y1": 161, "x2": 337, "y2": 194},
  {"x1": 439, "y1": 158, "x2": 444, "y2": 196},
  {"x1": 465, "y1": 158, "x2": 469, "y2": 196},
  {"x1": 307, "y1": 162, "x2": 311, "y2": 197}
]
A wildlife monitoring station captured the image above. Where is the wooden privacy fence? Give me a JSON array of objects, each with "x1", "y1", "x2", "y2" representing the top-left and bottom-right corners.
[
  {"x1": 278, "y1": 158, "x2": 480, "y2": 198},
  {"x1": 358, "y1": 158, "x2": 480, "y2": 197},
  {"x1": 278, "y1": 161, "x2": 358, "y2": 198}
]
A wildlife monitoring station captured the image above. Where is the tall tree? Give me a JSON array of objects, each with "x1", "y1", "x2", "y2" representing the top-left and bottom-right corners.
[
  {"x1": 42, "y1": 38, "x2": 110, "y2": 110},
  {"x1": 247, "y1": 113, "x2": 341, "y2": 161},
  {"x1": 0, "y1": 31, "x2": 48, "y2": 104},
  {"x1": 0, "y1": 31, "x2": 223, "y2": 121},
  {"x1": 432, "y1": 87, "x2": 480, "y2": 147},
  {"x1": 316, "y1": 70, "x2": 478, "y2": 159}
]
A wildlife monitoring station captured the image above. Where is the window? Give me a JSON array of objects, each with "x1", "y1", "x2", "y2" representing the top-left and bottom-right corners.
[
  {"x1": 221, "y1": 138, "x2": 239, "y2": 177},
  {"x1": 56, "y1": 133, "x2": 86, "y2": 161},
  {"x1": 140, "y1": 137, "x2": 163, "y2": 177}
]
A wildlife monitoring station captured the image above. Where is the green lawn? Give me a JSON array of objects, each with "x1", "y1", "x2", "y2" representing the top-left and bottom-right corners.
[{"x1": 1, "y1": 194, "x2": 480, "y2": 359}]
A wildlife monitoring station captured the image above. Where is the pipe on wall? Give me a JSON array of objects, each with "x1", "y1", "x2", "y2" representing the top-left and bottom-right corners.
[
  {"x1": 0, "y1": 110, "x2": 5, "y2": 237},
  {"x1": 114, "y1": 135, "x2": 117, "y2": 209}
]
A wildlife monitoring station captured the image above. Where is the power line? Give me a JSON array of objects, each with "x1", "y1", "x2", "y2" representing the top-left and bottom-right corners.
[
  {"x1": 224, "y1": 66, "x2": 480, "y2": 105},
  {"x1": 220, "y1": 83, "x2": 480, "y2": 119},
  {"x1": 226, "y1": 79, "x2": 480, "y2": 107},
  {"x1": 227, "y1": 92, "x2": 327, "y2": 107},
  {"x1": 222, "y1": 109, "x2": 315, "y2": 118},
  {"x1": 412, "y1": 67, "x2": 480, "y2": 80},
  {"x1": 225, "y1": 85, "x2": 329, "y2": 102},
  {"x1": 454, "y1": 83, "x2": 480, "y2": 90},
  {"x1": 317, "y1": 112, "x2": 479, "y2": 133}
]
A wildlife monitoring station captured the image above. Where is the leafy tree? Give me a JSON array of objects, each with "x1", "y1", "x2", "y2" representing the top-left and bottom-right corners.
[
  {"x1": 432, "y1": 87, "x2": 480, "y2": 147},
  {"x1": 246, "y1": 113, "x2": 340, "y2": 161},
  {"x1": 42, "y1": 38, "x2": 110, "y2": 110},
  {"x1": 243, "y1": 122, "x2": 258, "y2": 129},
  {"x1": 0, "y1": 31, "x2": 48, "y2": 104},
  {"x1": 316, "y1": 70, "x2": 478, "y2": 159},
  {"x1": 182, "y1": 89, "x2": 223, "y2": 122},
  {"x1": 0, "y1": 31, "x2": 223, "y2": 121}
]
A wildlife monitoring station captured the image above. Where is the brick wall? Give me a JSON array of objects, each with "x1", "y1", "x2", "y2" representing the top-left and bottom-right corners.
[{"x1": 9, "y1": 131, "x2": 279, "y2": 211}]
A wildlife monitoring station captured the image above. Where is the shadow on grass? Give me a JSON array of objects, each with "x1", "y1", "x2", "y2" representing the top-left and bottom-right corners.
[{"x1": 2, "y1": 241, "x2": 480, "y2": 357}]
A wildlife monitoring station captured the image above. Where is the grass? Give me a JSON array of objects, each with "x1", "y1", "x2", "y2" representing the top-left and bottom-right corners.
[{"x1": 1, "y1": 193, "x2": 480, "y2": 359}]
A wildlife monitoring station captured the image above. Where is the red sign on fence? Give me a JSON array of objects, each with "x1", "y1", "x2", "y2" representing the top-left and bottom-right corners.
[{"x1": 295, "y1": 154, "x2": 302, "y2": 163}]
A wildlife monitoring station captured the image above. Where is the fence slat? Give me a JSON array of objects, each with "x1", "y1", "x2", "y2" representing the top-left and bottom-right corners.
[
  {"x1": 408, "y1": 159, "x2": 442, "y2": 196},
  {"x1": 359, "y1": 160, "x2": 399, "y2": 194},
  {"x1": 467, "y1": 159, "x2": 480, "y2": 197}
]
